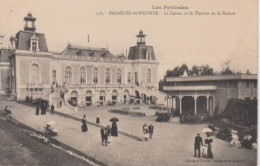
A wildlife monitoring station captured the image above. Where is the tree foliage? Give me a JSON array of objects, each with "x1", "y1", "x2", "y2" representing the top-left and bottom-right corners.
[{"x1": 223, "y1": 98, "x2": 257, "y2": 125}]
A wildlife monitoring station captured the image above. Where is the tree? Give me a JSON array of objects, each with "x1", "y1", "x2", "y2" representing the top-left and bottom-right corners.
[
  {"x1": 221, "y1": 66, "x2": 233, "y2": 75},
  {"x1": 220, "y1": 60, "x2": 234, "y2": 75},
  {"x1": 200, "y1": 65, "x2": 214, "y2": 75}
]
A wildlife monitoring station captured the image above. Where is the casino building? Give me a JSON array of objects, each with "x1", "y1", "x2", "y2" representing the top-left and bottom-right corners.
[{"x1": 3, "y1": 12, "x2": 166, "y2": 109}]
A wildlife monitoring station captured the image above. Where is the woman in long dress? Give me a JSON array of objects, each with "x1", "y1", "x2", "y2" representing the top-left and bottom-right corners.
[
  {"x1": 205, "y1": 132, "x2": 213, "y2": 158},
  {"x1": 81, "y1": 115, "x2": 88, "y2": 132},
  {"x1": 111, "y1": 122, "x2": 118, "y2": 136}
]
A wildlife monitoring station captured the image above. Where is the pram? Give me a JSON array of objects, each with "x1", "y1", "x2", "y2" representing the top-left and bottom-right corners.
[{"x1": 44, "y1": 121, "x2": 58, "y2": 136}]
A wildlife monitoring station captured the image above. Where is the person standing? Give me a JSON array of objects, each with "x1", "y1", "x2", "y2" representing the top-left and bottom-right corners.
[
  {"x1": 81, "y1": 115, "x2": 88, "y2": 132},
  {"x1": 106, "y1": 125, "x2": 111, "y2": 143},
  {"x1": 205, "y1": 132, "x2": 213, "y2": 158},
  {"x1": 51, "y1": 104, "x2": 55, "y2": 114},
  {"x1": 194, "y1": 133, "x2": 203, "y2": 158},
  {"x1": 148, "y1": 124, "x2": 154, "y2": 139},
  {"x1": 101, "y1": 127, "x2": 106, "y2": 146},
  {"x1": 143, "y1": 124, "x2": 148, "y2": 141},
  {"x1": 35, "y1": 105, "x2": 39, "y2": 115},
  {"x1": 96, "y1": 115, "x2": 100, "y2": 124},
  {"x1": 111, "y1": 121, "x2": 118, "y2": 137}
]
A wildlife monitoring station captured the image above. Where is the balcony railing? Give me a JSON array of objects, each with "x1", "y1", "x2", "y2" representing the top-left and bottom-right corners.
[{"x1": 163, "y1": 85, "x2": 217, "y2": 91}]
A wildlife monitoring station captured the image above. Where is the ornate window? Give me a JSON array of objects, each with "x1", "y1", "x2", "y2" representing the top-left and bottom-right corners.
[
  {"x1": 105, "y1": 68, "x2": 111, "y2": 84},
  {"x1": 117, "y1": 68, "x2": 122, "y2": 84},
  {"x1": 32, "y1": 42, "x2": 37, "y2": 51},
  {"x1": 30, "y1": 34, "x2": 39, "y2": 52},
  {"x1": 93, "y1": 67, "x2": 98, "y2": 84},
  {"x1": 31, "y1": 64, "x2": 40, "y2": 84},
  {"x1": 80, "y1": 67, "x2": 86, "y2": 84},
  {"x1": 147, "y1": 69, "x2": 151, "y2": 83},
  {"x1": 65, "y1": 66, "x2": 72, "y2": 84}
]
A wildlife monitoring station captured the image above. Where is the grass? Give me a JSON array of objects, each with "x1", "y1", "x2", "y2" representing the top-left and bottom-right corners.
[{"x1": 0, "y1": 116, "x2": 93, "y2": 166}]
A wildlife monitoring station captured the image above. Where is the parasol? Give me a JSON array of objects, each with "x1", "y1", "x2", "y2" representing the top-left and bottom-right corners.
[
  {"x1": 201, "y1": 128, "x2": 213, "y2": 133},
  {"x1": 47, "y1": 121, "x2": 56, "y2": 126},
  {"x1": 110, "y1": 117, "x2": 119, "y2": 122}
]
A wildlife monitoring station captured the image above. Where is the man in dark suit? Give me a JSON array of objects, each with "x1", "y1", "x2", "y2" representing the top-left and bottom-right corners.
[
  {"x1": 51, "y1": 104, "x2": 55, "y2": 114},
  {"x1": 194, "y1": 133, "x2": 203, "y2": 158},
  {"x1": 101, "y1": 127, "x2": 106, "y2": 146},
  {"x1": 148, "y1": 124, "x2": 154, "y2": 139}
]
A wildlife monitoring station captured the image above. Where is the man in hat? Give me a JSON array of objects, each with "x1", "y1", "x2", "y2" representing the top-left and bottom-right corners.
[
  {"x1": 100, "y1": 127, "x2": 106, "y2": 146},
  {"x1": 51, "y1": 104, "x2": 55, "y2": 114},
  {"x1": 194, "y1": 133, "x2": 203, "y2": 158}
]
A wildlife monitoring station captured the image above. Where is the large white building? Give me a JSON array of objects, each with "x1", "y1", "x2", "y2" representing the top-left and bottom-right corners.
[{"x1": 5, "y1": 12, "x2": 166, "y2": 108}]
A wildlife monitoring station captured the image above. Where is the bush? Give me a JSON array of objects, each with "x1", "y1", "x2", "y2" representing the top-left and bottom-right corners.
[
  {"x1": 108, "y1": 108, "x2": 145, "y2": 117},
  {"x1": 156, "y1": 112, "x2": 171, "y2": 122},
  {"x1": 179, "y1": 113, "x2": 210, "y2": 123}
]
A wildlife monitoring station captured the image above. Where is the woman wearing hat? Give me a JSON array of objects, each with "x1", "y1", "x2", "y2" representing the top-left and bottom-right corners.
[
  {"x1": 81, "y1": 115, "x2": 88, "y2": 132},
  {"x1": 205, "y1": 132, "x2": 213, "y2": 158}
]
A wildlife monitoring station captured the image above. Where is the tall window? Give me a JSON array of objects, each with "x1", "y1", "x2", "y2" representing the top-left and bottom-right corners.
[
  {"x1": 32, "y1": 41, "x2": 37, "y2": 52},
  {"x1": 65, "y1": 66, "x2": 72, "y2": 84},
  {"x1": 105, "y1": 68, "x2": 111, "y2": 84},
  {"x1": 117, "y1": 68, "x2": 122, "y2": 84},
  {"x1": 147, "y1": 69, "x2": 151, "y2": 83},
  {"x1": 127, "y1": 72, "x2": 132, "y2": 84},
  {"x1": 52, "y1": 70, "x2": 56, "y2": 83},
  {"x1": 80, "y1": 67, "x2": 86, "y2": 84},
  {"x1": 31, "y1": 64, "x2": 39, "y2": 84},
  {"x1": 246, "y1": 81, "x2": 250, "y2": 89},
  {"x1": 93, "y1": 67, "x2": 98, "y2": 84},
  {"x1": 147, "y1": 53, "x2": 151, "y2": 60}
]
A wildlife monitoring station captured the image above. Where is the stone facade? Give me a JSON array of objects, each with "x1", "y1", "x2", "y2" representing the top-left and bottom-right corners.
[{"x1": 5, "y1": 13, "x2": 166, "y2": 107}]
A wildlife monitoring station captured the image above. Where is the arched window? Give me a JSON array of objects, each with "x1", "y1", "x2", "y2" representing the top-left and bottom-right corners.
[
  {"x1": 80, "y1": 67, "x2": 86, "y2": 84},
  {"x1": 105, "y1": 68, "x2": 110, "y2": 84},
  {"x1": 117, "y1": 68, "x2": 122, "y2": 84},
  {"x1": 93, "y1": 67, "x2": 98, "y2": 84},
  {"x1": 65, "y1": 66, "x2": 72, "y2": 84},
  {"x1": 31, "y1": 64, "x2": 39, "y2": 84},
  {"x1": 147, "y1": 69, "x2": 151, "y2": 83}
]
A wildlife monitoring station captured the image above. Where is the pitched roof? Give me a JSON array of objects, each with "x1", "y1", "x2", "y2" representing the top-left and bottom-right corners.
[
  {"x1": 0, "y1": 48, "x2": 11, "y2": 62},
  {"x1": 61, "y1": 45, "x2": 116, "y2": 58},
  {"x1": 128, "y1": 45, "x2": 156, "y2": 60},
  {"x1": 15, "y1": 30, "x2": 48, "y2": 52},
  {"x1": 166, "y1": 74, "x2": 258, "y2": 82}
]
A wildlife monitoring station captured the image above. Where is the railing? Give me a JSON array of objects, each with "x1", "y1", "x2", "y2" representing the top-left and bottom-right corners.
[{"x1": 64, "y1": 91, "x2": 78, "y2": 112}]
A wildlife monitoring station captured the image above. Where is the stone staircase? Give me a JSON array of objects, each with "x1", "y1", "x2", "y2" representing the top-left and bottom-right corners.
[
  {"x1": 49, "y1": 86, "x2": 78, "y2": 114},
  {"x1": 134, "y1": 85, "x2": 167, "y2": 105}
]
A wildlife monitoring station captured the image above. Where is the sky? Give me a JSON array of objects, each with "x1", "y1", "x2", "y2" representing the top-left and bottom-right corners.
[{"x1": 0, "y1": 0, "x2": 257, "y2": 80}]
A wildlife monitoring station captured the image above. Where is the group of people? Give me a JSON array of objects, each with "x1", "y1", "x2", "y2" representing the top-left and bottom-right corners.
[
  {"x1": 35, "y1": 99, "x2": 53, "y2": 115},
  {"x1": 101, "y1": 126, "x2": 111, "y2": 146},
  {"x1": 81, "y1": 115, "x2": 119, "y2": 146},
  {"x1": 194, "y1": 132, "x2": 213, "y2": 159},
  {"x1": 142, "y1": 123, "x2": 154, "y2": 141},
  {"x1": 230, "y1": 130, "x2": 255, "y2": 150}
]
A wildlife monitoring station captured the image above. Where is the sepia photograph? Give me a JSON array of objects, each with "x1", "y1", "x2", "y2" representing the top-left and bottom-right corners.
[{"x1": 0, "y1": 0, "x2": 258, "y2": 165}]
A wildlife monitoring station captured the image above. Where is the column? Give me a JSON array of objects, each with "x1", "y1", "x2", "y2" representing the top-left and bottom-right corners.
[
  {"x1": 166, "y1": 95, "x2": 169, "y2": 110},
  {"x1": 194, "y1": 96, "x2": 197, "y2": 115},
  {"x1": 206, "y1": 96, "x2": 209, "y2": 112},
  {"x1": 179, "y1": 96, "x2": 182, "y2": 114}
]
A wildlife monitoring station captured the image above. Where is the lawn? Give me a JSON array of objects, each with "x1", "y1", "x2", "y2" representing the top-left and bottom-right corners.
[{"x1": 0, "y1": 116, "x2": 94, "y2": 166}]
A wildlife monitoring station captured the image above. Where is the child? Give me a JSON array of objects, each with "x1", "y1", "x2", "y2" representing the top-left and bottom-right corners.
[{"x1": 201, "y1": 144, "x2": 208, "y2": 157}]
